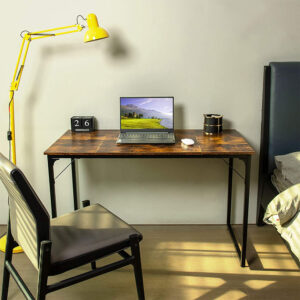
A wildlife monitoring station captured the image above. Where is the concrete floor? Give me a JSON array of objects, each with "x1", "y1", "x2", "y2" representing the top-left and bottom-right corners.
[{"x1": 0, "y1": 224, "x2": 299, "y2": 300}]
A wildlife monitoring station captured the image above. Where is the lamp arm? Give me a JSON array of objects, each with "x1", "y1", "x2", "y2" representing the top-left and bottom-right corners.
[
  {"x1": 11, "y1": 24, "x2": 84, "y2": 92},
  {"x1": 8, "y1": 23, "x2": 84, "y2": 164},
  {"x1": 30, "y1": 24, "x2": 84, "y2": 40}
]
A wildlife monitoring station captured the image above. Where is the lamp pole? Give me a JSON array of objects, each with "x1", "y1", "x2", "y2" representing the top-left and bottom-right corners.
[
  {"x1": 1, "y1": 14, "x2": 109, "y2": 253},
  {"x1": 8, "y1": 23, "x2": 86, "y2": 164}
]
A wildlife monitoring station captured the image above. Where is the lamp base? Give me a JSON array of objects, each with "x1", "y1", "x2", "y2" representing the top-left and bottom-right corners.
[{"x1": 0, "y1": 234, "x2": 23, "y2": 253}]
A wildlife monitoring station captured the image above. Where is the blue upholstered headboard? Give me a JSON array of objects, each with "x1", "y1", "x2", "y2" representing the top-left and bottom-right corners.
[
  {"x1": 257, "y1": 62, "x2": 300, "y2": 224},
  {"x1": 265, "y1": 62, "x2": 300, "y2": 173}
]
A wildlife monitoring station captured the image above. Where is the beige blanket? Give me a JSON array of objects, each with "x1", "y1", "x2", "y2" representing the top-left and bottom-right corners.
[
  {"x1": 264, "y1": 184, "x2": 300, "y2": 261},
  {"x1": 275, "y1": 211, "x2": 300, "y2": 261}
]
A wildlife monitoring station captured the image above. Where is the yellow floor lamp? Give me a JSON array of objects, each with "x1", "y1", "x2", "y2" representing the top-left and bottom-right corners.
[{"x1": 0, "y1": 13, "x2": 109, "y2": 253}]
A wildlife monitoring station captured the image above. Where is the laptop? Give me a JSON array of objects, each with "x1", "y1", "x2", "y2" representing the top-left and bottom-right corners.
[{"x1": 117, "y1": 97, "x2": 176, "y2": 144}]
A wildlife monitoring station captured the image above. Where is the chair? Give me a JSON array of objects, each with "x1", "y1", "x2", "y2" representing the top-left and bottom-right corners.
[{"x1": 0, "y1": 153, "x2": 145, "y2": 300}]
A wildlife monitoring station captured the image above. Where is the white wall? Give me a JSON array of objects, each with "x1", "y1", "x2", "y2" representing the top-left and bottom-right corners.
[{"x1": 1, "y1": 0, "x2": 300, "y2": 224}]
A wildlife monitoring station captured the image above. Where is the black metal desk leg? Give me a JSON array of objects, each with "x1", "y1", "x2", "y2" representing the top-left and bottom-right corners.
[
  {"x1": 227, "y1": 158, "x2": 233, "y2": 225},
  {"x1": 241, "y1": 155, "x2": 251, "y2": 267},
  {"x1": 71, "y1": 159, "x2": 78, "y2": 211},
  {"x1": 47, "y1": 156, "x2": 57, "y2": 218},
  {"x1": 227, "y1": 158, "x2": 242, "y2": 260}
]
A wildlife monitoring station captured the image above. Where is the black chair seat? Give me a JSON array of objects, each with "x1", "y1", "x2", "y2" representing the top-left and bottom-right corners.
[{"x1": 50, "y1": 204, "x2": 142, "y2": 275}]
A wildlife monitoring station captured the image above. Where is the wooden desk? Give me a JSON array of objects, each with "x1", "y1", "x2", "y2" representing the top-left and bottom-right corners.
[{"x1": 44, "y1": 129, "x2": 254, "y2": 267}]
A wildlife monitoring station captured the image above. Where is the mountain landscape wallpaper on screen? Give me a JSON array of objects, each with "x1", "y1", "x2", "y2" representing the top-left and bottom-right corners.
[{"x1": 120, "y1": 97, "x2": 173, "y2": 129}]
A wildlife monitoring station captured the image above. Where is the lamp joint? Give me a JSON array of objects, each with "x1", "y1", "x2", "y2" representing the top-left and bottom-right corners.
[
  {"x1": 77, "y1": 24, "x2": 84, "y2": 31},
  {"x1": 24, "y1": 33, "x2": 32, "y2": 41},
  {"x1": 10, "y1": 81, "x2": 18, "y2": 91},
  {"x1": 7, "y1": 131, "x2": 12, "y2": 141}
]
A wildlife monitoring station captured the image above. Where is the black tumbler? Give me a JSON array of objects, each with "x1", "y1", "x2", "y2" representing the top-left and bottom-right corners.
[{"x1": 203, "y1": 114, "x2": 223, "y2": 135}]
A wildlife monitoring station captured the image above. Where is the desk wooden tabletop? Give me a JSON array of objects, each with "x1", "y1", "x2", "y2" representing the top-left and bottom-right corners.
[{"x1": 44, "y1": 129, "x2": 254, "y2": 157}]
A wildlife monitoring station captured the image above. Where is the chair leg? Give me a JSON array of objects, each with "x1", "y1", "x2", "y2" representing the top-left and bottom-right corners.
[
  {"x1": 130, "y1": 235, "x2": 145, "y2": 300},
  {"x1": 1, "y1": 223, "x2": 15, "y2": 300},
  {"x1": 36, "y1": 241, "x2": 52, "y2": 300}
]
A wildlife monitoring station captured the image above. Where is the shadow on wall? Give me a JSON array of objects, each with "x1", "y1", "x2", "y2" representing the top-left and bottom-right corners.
[
  {"x1": 21, "y1": 27, "x2": 132, "y2": 176},
  {"x1": 223, "y1": 118, "x2": 232, "y2": 129},
  {"x1": 77, "y1": 158, "x2": 234, "y2": 222},
  {"x1": 174, "y1": 104, "x2": 185, "y2": 129},
  {"x1": 104, "y1": 28, "x2": 132, "y2": 61}
]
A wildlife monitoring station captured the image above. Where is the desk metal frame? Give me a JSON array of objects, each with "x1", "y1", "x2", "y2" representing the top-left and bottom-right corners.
[{"x1": 46, "y1": 152, "x2": 251, "y2": 267}]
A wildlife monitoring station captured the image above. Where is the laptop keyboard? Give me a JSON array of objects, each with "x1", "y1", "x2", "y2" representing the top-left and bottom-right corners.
[
  {"x1": 118, "y1": 132, "x2": 175, "y2": 144},
  {"x1": 120, "y1": 132, "x2": 171, "y2": 139}
]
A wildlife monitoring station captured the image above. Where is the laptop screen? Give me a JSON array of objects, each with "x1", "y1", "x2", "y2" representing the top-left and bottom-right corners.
[{"x1": 120, "y1": 97, "x2": 174, "y2": 131}]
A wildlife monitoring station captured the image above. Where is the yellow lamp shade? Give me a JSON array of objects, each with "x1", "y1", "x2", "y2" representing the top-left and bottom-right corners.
[{"x1": 84, "y1": 13, "x2": 109, "y2": 42}]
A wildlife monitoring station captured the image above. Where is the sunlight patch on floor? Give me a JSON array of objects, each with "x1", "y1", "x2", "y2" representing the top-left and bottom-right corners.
[
  {"x1": 156, "y1": 241, "x2": 235, "y2": 252},
  {"x1": 215, "y1": 290, "x2": 246, "y2": 300},
  {"x1": 244, "y1": 280, "x2": 276, "y2": 290},
  {"x1": 253, "y1": 249, "x2": 298, "y2": 270},
  {"x1": 155, "y1": 241, "x2": 240, "y2": 273},
  {"x1": 182, "y1": 275, "x2": 225, "y2": 288}
]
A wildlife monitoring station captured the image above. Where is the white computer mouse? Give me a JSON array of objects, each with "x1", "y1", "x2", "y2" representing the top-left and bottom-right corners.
[{"x1": 181, "y1": 138, "x2": 195, "y2": 146}]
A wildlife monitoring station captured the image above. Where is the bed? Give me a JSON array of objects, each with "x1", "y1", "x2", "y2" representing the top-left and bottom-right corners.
[{"x1": 256, "y1": 62, "x2": 300, "y2": 264}]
